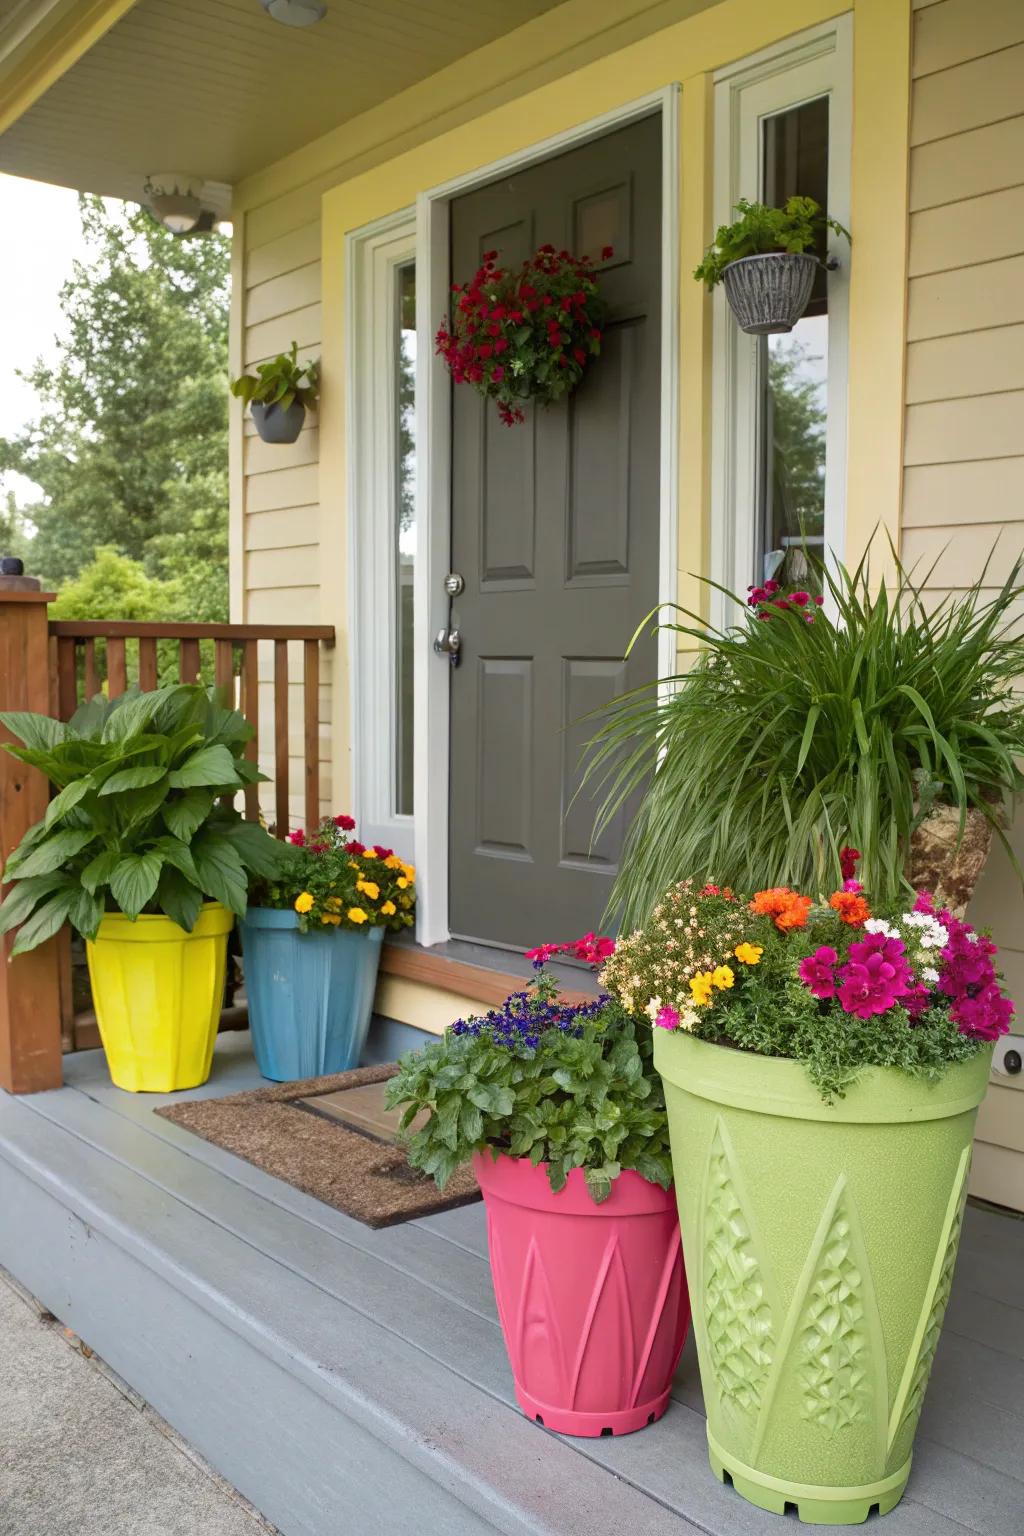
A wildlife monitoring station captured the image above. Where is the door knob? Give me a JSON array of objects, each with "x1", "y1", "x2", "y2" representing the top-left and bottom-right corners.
[{"x1": 434, "y1": 626, "x2": 461, "y2": 665}]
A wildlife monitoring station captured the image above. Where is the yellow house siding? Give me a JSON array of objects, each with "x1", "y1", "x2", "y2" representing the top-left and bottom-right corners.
[{"x1": 903, "y1": 0, "x2": 1024, "y2": 1207}]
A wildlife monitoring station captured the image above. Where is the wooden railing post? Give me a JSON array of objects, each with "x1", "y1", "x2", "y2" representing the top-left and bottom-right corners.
[{"x1": 0, "y1": 580, "x2": 63, "y2": 1094}]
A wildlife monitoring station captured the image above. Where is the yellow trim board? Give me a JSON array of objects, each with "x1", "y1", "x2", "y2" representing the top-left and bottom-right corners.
[{"x1": 0, "y1": 0, "x2": 136, "y2": 138}]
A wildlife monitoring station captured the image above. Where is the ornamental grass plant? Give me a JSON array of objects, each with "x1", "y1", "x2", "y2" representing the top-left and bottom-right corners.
[{"x1": 585, "y1": 553, "x2": 1024, "y2": 931}]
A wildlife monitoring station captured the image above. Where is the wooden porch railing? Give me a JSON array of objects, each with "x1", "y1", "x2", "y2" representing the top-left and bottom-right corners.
[
  {"x1": 0, "y1": 582, "x2": 334, "y2": 1095},
  {"x1": 48, "y1": 621, "x2": 335, "y2": 833}
]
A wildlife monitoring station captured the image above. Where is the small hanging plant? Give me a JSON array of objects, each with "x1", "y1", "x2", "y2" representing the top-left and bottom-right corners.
[
  {"x1": 436, "y1": 244, "x2": 611, "y2": 426},
  {"x1": 230, "y1": 342, "x2": 320, "y2": 444},
  {"x1": 694, "y1": 196, "x2": 849, "y2": 335}
]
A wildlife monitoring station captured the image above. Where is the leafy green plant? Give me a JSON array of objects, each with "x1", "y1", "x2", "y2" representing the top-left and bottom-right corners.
[
  {"x1": 584, "y1": 553, "x2": 1024, "y2": 931},
  {"x1": 0, "y1": 685, "x2": 295, "y2": 954},
  {"x1": 694, "y1": 196, "x2": 849, "y2": 289},
  {"x1": 385, "y1": 965, "x2": 673, "y2": 1203},
  {"x1": 230, "y1": 342, "x2": 319, "y2": 412}
]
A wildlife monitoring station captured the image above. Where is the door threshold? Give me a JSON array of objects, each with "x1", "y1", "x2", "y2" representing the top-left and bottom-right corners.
[{"x1": 381, "y1": 936, "x2": 600, "y2": 1007}]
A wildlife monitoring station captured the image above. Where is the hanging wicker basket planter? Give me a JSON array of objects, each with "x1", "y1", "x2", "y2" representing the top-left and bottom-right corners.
[{"x1": 720, "y1": 251, "x2": 820, "y2": 335}]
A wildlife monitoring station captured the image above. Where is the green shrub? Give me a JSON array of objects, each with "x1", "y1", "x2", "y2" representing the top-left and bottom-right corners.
[{"x1": 0, "y1": 684, "x2": 294, "y2": 954}]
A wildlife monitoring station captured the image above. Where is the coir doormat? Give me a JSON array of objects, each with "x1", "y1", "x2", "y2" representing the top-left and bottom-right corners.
[{"x1": 156, "y1": 1063, "x2": 480, "y2": 1228}]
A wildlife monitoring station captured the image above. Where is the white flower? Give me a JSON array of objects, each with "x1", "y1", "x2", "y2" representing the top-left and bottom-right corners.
[
  {"x1": 645, "y1": 996, "x2": 662, "y2": 1021},
  {"x1": 921, "y1": 966, "x2": 940, "y2": 986},
  {"x1": 966, "y1": 931, "x2": 978, "y2": 945},
  {"x1": 903, "y1": 911, "x2": 929, "y2": 929},
  {"x1": 865, "y1": 918, "x2": 899, "y2": 939},
  {"x1": 677, "y1": 1007, "x2": 699, "y2": 1033}
]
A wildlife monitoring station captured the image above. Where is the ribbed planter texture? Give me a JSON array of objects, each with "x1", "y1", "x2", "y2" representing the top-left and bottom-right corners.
[
  {"x1": 250, "y1": 399, "x2": 306, "y2": 444},
  {"x1": 473, "y1": 1151, "x2": 689, "y2": 1436},
  {"x1": 654, "y1": 1030, "x2": 992, "y2": 1523},
  {"x1": 87, "y1": 902, "x2": 233, "y2": 1093},
  {"x1": 240, "y1": 908, "x2": 384, "y2": 1081},
  {"x1": 721, "y1": 252, "x2": 819, "y2": 334}
]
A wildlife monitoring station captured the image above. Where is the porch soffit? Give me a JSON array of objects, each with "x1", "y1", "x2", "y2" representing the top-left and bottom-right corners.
[{"x1": 0, "y1": 0, "x2": 573, "y2": 209}]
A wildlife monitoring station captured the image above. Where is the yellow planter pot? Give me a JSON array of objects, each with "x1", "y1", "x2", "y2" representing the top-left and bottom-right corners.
[{"x1": 86, "y1": 903, "x2": 234, "y2": 1093}]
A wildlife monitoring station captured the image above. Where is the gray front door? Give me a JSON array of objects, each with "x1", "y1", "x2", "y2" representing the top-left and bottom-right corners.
[{"x1": 448, "y1": 114, "x2": 662, "y2": 949}]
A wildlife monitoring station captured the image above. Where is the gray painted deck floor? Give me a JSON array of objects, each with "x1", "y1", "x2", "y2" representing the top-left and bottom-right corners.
[{"x1": 0, "y1": 1032, "x2": 1022, "y2": 1536}]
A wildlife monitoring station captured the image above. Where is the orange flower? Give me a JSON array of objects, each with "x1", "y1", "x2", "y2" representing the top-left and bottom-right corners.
[
  {"x1": 829, "y1": 890, "x2": 870, "y2": 926},
  {"x1": 750, "y1": 887, "x2": 813, "y2": 931}
]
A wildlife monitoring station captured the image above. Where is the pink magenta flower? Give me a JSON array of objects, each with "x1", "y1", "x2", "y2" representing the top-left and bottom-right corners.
[
  {"x1": 570, "y1": 932, "x2": 616, "y2": 966},
  {"x1": 286, "y1": 828, "x2": 305, "y2": 846},
  {"x1": 525, "y1": 942, "x2": 562, "y2": 968},
  {"x1": 799, "y1": 945, "x2": 839, "y2": 998},
  {"x1": 836, "y1": 933, "x2": 912, "y2": 1019},
  {"x1": 654, "y1": 1005, "x2": 679, "y2": 1030}
]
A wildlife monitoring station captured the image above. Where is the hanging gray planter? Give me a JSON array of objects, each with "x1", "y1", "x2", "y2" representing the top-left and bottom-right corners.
[
  {"x1": 721, "y1": 252, "x2": 819, "y2": 335},
  {"x1": 251, "y1": 399, "x2": 306, "y2": 444}
]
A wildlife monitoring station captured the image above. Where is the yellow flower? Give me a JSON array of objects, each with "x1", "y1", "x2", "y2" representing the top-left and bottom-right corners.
[
  {"x1": 294, "y1": 891, "x2": 314, "y2": 914},
  {"x1": 689, "y1": 971, "x2": 714, "y2": 1006},
  {"x1": 321, "y1": 912, "x2": 341, "y2": 926},
  {"x1": 347, "y1": 907, "x2": 368, "y2": 924},
  {"x1": 397, "y1": 877, "x2": 409, "y2": 890},
  {"x1": 384, "y1": 855, "x2": 403, "y2": 871},
  {"x1": 348, "y1": 859, "x2": 360, "y2": 869},
  {"x1": 380, "y1": 900, "x2": 396, "y2": 916},
  {"x1": 712, "y1": 964, "x2": 734, "y2": 991},
  {"x1": 734, "y1": 942, "x2": 763, "y2": 966},
  {"x1": 357, "y1": 880, "x2": 380, "y2": 901},
  {"x1": 401, "y1": 863, "x2": 416, "y2": 882}
]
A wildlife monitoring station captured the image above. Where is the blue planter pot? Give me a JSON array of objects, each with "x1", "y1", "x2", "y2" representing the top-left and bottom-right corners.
[{"x1": 240, "y1": 908, "x2": 385, "y2": 1082}]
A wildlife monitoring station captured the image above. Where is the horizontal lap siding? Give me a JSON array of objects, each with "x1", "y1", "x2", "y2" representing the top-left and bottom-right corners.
[
  {"x1": 905, "y1": 0, "x2": 1024, "y2": 1206},
  {"x1": 240, "y1": 215, "x2": 328, "y2": 828}
]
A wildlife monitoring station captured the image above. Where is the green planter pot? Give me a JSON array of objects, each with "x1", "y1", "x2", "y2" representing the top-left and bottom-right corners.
[{"x1": 654, "y1": 1030, "x2": 992, "y2": 1525}]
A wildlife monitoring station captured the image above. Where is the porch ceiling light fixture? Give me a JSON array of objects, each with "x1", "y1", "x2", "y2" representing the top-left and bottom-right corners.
[
  {"x1": 144, "y1": 173, "x2": 204, "y2": 235},
  {"x1": 260, "y1": 0, "x2": 327, "y2": 25}
]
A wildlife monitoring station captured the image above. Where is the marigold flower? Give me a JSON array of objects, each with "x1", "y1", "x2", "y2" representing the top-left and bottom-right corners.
[
  {"x1": 397, "y1": 877, "x2": 409, "y2": 890},
  {"x1": 750, "y1": 887, "x2": 812, "y2": 930},
  {"x1": 321, "y1": 913, "x2": 341, "y2": 926},
  {"x1": 711, "y1": 965, "x2": 735, "y2": 991},
  {"x1": 347, "y1": 907, "x2": 368, "y2": 924},
  {"x1": 689, "y1": 971, "x2": 714, "y2": 1006},
  {"x1": 829, "y1": 890, "x2": 871, "y2": 926},
  {"x1": 384, "y1": 855, "x2": 403, "y2": 870},
  {"x1": 294, "y1": 891, "x2": 314, "y2": 914},
  {"x1": 357, "y1": 880, "x2": 380, "y2": 901},
  {"x1": 380, "y1": 900, "x2": 397, "y2": 917},
  {"x1": 734, "y1": 942, "x2": 763, "y2": 966}
]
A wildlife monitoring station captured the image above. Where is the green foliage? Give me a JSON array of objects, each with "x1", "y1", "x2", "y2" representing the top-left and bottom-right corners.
[
  {"x1": 385, "y1": 976, "x2": 673, "y2": 1202},
  {"x1": 693, "y1": 197, "x2": 850, "y2": 289},
  {"x1": 584, "y1": 552, "x2": 1024, "y2": 930},
  {"x1": 768, "y1": 341, "x2": 827, "y2": 544},
  {"x1": 230, "y1": 342, "x2": 319, "y2": 412},
  {"x1": 0, "y1": 196, "x2": 228, "y2": 620},
  {"x1": 0, "y1": 492, "x2": 30, "y2": 563},
  {"x1": 50, "y1": 547, "x2": 184, "y2": 622},
  {"x1": 254, "y1": 817, "x2": 416, "y2": 934},
  {"x1": 0, "y1": 685, "x2": 295, "y2": 953}
]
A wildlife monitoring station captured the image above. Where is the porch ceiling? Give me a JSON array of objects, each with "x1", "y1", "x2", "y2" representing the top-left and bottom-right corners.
[{"x1": 0, "y1": 0, "x2": 569, "y2": 211}]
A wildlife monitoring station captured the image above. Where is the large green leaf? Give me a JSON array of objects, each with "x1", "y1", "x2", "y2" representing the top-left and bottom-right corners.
[
  {"x1": 10, "y1": 887, "x2": 77, "y2": 957},
  {"x1": 0, "y1": 711, "x2": 67, "y2": 752},
  {"x1": 152, "y1": 836, "x2": 201, "y2": 886},
  {"x1": 97, "y1": 765, "x2": 168, "y2": 796},
  {"x1": 162, "y1": 789, "x2": 214, "y2": 842},
  {"x1": 80, "y1": 849, "x2": 122, "y2": 894},
  {"x1": 191, "y1": 830, "x2": 247, "y2": 917},
  {"x1": 218, "y1": 818, "x2": 296, "y2": 878},
  {"x1": 157, "y1": 866, "x2": 203, "y2": 933},
  {"x1": 11, "y1": 827, "x2": 97, "y2": 879},
  {"x1": 109, "y1": 852, "x2": 164, "y2": 918},
  {"x1": 67, "y1": 885, "x2": 104, "y2": 941},
  {"x1": 43, "y1": 778, "x2": 92, "y2": 830},
  {"x1": 168, "y1": 744, "x2": 239, "y2": 789},
  {"x1": 100, "y1": 689, "x2": 168, "y2": 743},
  {"x1": 0, "y1": 874, "x2": 70, "y2": 936}
]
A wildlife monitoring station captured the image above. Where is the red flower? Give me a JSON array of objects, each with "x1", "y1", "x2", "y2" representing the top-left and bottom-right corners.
[
  {"x1": 345, "y1": 840, "x2": 366, "y2": 855},
  {"x1": 839, "y1": 846, "x2": 861, "y2": 882},
  {"x1": 334, "y1": 814, "x2": 356, "y2": 831},
  {"x1": 600, "y1": 245, "x2": 614, "y2": 259},
  {"x1": 286, "y1": 828, "x2": 305, "y2": 846},
  {"x1": 372, "y1": 844, "x2": 393, "y2": 859}
]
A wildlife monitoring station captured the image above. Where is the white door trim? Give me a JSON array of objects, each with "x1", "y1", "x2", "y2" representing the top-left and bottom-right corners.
[{"x1": 404, "y1": 86, "x2": 681, "y2": 946}]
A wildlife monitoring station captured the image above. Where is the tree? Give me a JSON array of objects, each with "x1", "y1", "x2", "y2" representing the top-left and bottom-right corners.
[
  {"x1": 0, "y1": 491, "x2": 30, "y2": 565},
  {"x1": 0, "y1": 196, "x2": 230, "y2": 619},
  {"x1": 49, "y1": 546, "x2": 183, "y2": 622}
]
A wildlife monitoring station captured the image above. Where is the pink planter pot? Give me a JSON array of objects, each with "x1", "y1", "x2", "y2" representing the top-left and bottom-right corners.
[{"x1": 473, "y1": 1151, "x2": 689, "y2": 1436}]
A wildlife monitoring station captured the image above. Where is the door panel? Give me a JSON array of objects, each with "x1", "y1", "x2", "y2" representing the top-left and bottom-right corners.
[{"x1": 448, "y1": 113, "x2": 662, "y2": 947}]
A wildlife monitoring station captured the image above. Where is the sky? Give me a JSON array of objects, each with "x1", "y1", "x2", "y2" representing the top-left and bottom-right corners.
[{"x1": 0, "y1": 173, "x2": 94, "y2": 509}]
